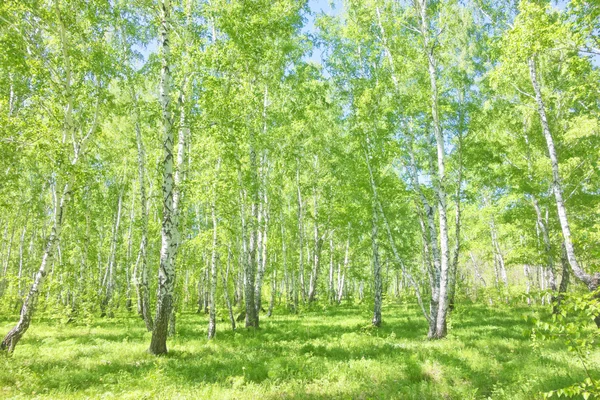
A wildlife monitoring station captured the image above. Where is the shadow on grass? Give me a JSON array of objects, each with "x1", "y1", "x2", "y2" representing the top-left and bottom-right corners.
[{"x1": 0, "y1": 302, "x2": 591, "y2": 399}]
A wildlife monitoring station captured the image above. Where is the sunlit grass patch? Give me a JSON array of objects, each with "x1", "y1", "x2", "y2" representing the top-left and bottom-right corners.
[{"x1": 0, "y1": 302, "x2": 597, "y2": 399}]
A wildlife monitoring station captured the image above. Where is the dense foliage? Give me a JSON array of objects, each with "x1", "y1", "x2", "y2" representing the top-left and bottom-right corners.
[{"x1": 0, "y1": 0, "x2": 598, "y2": 397}]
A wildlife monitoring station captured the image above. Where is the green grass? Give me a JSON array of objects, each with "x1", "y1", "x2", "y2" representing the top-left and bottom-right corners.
[{"x1": 0, "y1": 302, "x2": 597, "y2": 399}]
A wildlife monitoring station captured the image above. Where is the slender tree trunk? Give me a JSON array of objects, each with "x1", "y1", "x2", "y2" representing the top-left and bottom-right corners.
[
  {"x1": 490, "y1": 217, "x2": 509, "y2": 301},
  {"x1": 203, "y1": 265, "x2": 209, "y2": 314},
  {"x1": 336, "y1": 262, "x2": 342, "y2": 301},
  {"x1": 0, "y1": 223, "x2": 8, "y2": 297},
  {"x1": 125, "y1": 195, "x2": 135, "y2": 312},
  {"x1": 407, "y1": 141, "x2": 438, "y2": 334},
  {"x1": 255, "y1": 186, "x2": 264, "y2": 313},
  {"x1": 238, "y1": 182, "x2": 248, "y2": 315},
  {"x1": 0, "y1": 224, "x2": 16, "y2": 299},
  {"x1": 470, "y1": 252, "x2": 486, "y2": 287},
  {"x1": 337, "y1": 235, "x2": 349, "y2": 304},
  {"x1": 245, "y1": 204, "x2": 258, "y2": 328},
  {"x1": 448, "y1": 127, "x2": 464, "y2": 311},
  {"x1": 532, "y1": 197, "x2": 556, "y2": 290},
  {"x1": 2, "y1": 183, "x2": 68, "y2": 352},
  {"x1": 281, "y1": 213, "x2": 294, "y2": 312},
  {"x1": 16, "y1": 225, "x2": 26, "y2": 302},
  {"x1": 208, "y1": 159, "x2": 221, "y2": 339},
  {"x1": 416, "y1": 0, "x2": 450, "y2": 339},
  {"x1": 528, "y1": 56, "x2": 600, "y2": 293},
  {"x1": 328, "y1": 237, "x2": 335, "y2": 304},
  {"x1": 196, "y1": 267, "x2": 204, "y2": 314},
  {"x1": 208, "y1": 183, "x2": 219, "y2": 339},
  {"x1": 166, "y1": 51, "x2": 189, "y2": 340},
  {"x1": 363, "y1": 144, "x2": 383, "y2": 326},
  {"x1": 102, "y1": 188, "x2": 123, "y2": 317},
  {"x1": 2, "y1": 3, "x2": 98, "y2": 351},
  {"x1": 425, "y1": 204, "x2": 442, "y2": 338},
  {"x1": 244, "y1": 149, "x2": 259, "y2": 328},
  {"x1": 524, "y1": 264, "x2": 532, "y2": 306},
  {"x1": 255, "y1": 158, "x2": 269, "y2": 314},
  {"x1": 133, "y1": 89, "x2": 153, "y2": 330},
  {"x1": 296, "y1": 165, "x2": 306, "y2": 304},
  {"x1": 371, "y1": 204, "x2": 382, "y2": 327},
  {"x1": 307, "y1": 162, "x2": 322, "y2": 304},
  {"x1": 222, "y1": 246, "x2": 236, "y2": 331},
  {"x1": 267, "y1": 269, "x2": 276, "y2": 317}
]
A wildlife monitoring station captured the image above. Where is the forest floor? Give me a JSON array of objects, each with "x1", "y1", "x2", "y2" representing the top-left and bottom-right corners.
[{"x1": 0, "y1": 301, "x2": 598, "y2": 399}]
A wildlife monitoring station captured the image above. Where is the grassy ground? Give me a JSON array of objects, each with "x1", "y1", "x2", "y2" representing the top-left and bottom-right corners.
[{"x1": 0, "y1": 301, "x2": 597, "y2": 399}]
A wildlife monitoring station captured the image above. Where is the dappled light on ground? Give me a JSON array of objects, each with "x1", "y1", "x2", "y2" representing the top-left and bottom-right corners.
[{"x1": 0, "y1": 303, "x2": 596, "y2": 399}]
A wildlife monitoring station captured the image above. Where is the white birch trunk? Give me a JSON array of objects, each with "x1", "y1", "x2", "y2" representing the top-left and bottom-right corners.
[
  {"x1": 524, "y1": 264, "x2": 532, "y2": 306},
  {"x1": 208, "y1": 159, "x2": 221, "y2": 339},
  {"x1": 149, "y1": 0, "x2": 177, "y2": 355},
  {"x1": 528, "y1": 56, "x2": 600, "y2": 292},
  {"x1": 337, "y1": 235, "x2": 349, "y2": 304},
  {"x1": 254, "y1": 154, "x2": 269, "y2": 313},
  {"x1": 371, "y1": 203, "x2": 382, "y2": 327},
  {"x1": 2, "y1": 183, "x2": 68, "y2": 352},
  {"x1": 531, "y1": 197, "x2": 556, "y2": 291},
  {"x1": 296, "y1": 165, "x2": 306, "y2": 303},
  {"x1": 417, "y1": 0, "x2": 450, "y2": 338},
  {"x1": 490, "y1": 217, "x2": 509, "y2": 301},
  {"x1": 407, "y1": 141, "x2": 439, "y2": 332},
  {"x1": 307, "y1": 185, "x2": 322, "y2": 303},
  {"x1": 132, "y1": 88, "x2": 153, "y2": 331},
  {"x1": 328, "y1": 237, "x2": 334, "y2": 304},
  {"x1": 2, "y1": 2, "x2": 98, "y2": 351},
  {"x1": 221, "y1": 246, "x2": 236, "y2": 330},
  {"x1": 102, "y1": 188, "x2": 123, "y2": 316}
]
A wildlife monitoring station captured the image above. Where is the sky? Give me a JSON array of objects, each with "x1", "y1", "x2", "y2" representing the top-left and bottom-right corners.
[
  {"x1": 304, "y1": 0, "x2": 342, "y2": 65},
  {"x1": 138, "y1": 1, "x2": 597, "y2": 69},
  {"x1": 137, "y1": 1, "x2": 342, "y2": 68}
]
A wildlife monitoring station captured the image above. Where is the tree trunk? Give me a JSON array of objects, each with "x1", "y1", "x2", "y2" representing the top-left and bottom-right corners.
[
  {"x1": 407, "y1": 141, "x2": 439, "y2": 335},
  {"x1": 371, "y1": 205, "x2": 382, "y2": 327},
  {"x1": 296, "y1": 164, "x2": 306, "y2": 304},
  {"x1": 416, "y1": 0, "x2": 450, "y2": 339},
  {"x1": 308, "y1": 174, "x2": 322, "y2": 303},
  {"x1": 244, "y1": 156, "x2": 259, "y2": 328},
  {"x1": 328, "y1": 237, "x2": 335, "y2": 304},
  {"x1": 208, "y1": 190, "x2": 219, "y2": 339},
  {"x1": 132, "y1": 88, "x2": 153, "y2": 331},
  {"x1": 490, "y1": 217, "x2": 509, "y2": 302},
  {"x1": 203, "y1": 266, "x2": 209, "y2": 314},
  {"x1": 0, "y1": 224, "x2": 16, "y2": 299},
  {"x1": 2, "y1": 183, "x2": 69, "y2": 352},
  {"x1": 470, "y1": 252, "x2": 486, "y2": 287},
  {"x1": 222, "y1": 246, "x2": 236, "y2": 331},
  {"x1": 16, "y1": 225, "x2": 27, "y2": 304},
  {"x1": 208, "y1": 159, "x2": 220, "y2": 339},
  {"x1": 448, "y1": 127, "x2": 464, "y2": 312},
  {"x1": 2, "y1": 3, "x2": 98, "y2": 351},
  {"x1": 102, "y1": 188, "x2": 123, "y2": 317},
  {"x1": 254, "y1": 158, "x2": 269, "y2": 314},
  {"x1": 149, "y1": 0, "x2": 177, "y2": 355},
  {"x1": 524, "y1": 264, "x2": 532, "y2": 306},
  {"x1": 267, "y1": 269, "x2": 276, "y2": 317},
  {"x1": 528, "y1": 56, "x2": 600, "y2": 292},
  {"x1": 531, "y1": 197, "x2": 556, "y2": 290},
  {"x1": 337, "y1": 235, "x2": 349, "y2": 304},
  {"x1": 553, "y1": 242, "x2": 571, "y2": 313},
  {"x1": 125, "y1": 195, "x2": 135, "y2": 312}
]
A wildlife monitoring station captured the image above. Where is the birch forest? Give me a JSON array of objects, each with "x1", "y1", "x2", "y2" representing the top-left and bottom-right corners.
[{"x1": 1, "y1": 0, "x2": 599, "y2": 398}]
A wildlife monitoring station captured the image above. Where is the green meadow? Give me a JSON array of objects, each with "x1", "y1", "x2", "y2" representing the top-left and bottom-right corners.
[{"x1": 0, "y1": 303, "x2": 596, "y2": 399}]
